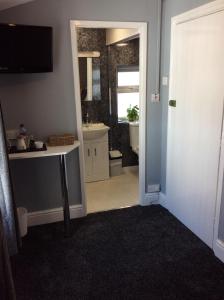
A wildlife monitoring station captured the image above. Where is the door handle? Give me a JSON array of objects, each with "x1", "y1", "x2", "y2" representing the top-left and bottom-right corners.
[
  {"x1": 95, "y1": 148, "x2": 97, "y2": 156},
  {"x1": 169, "y1": 100, "x2": 176, "y2": 107},
  {"x1": 88, "y1": 149, "x2": 90, "y2": 157}
]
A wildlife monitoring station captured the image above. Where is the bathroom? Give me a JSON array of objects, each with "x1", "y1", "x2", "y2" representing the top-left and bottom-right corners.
[{"x1": 76, "y1": 27, "x2": 140, "y2": 213}]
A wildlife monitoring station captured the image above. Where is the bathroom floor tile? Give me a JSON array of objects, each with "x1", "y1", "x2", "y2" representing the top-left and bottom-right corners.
[{"x1": 86, "y1": 168, "x2": 139, "y2": 213}]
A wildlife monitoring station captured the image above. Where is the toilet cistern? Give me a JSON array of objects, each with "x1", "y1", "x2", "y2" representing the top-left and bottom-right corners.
[{"x1": 129, "y1": 121, "x2": 139, "y2": 156}]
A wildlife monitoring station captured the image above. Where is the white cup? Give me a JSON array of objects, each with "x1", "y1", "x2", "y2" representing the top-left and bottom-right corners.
[{"x1": 34, "y1": 141, "x2": 44, "y2": 149}]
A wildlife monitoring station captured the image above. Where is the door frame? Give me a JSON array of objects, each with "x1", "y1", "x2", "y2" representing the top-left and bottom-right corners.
[
  {"x1": 166, "y1": 0, "x2": 224, "y2": 262},
  {"x1": 70, "y1": 20, "x2": 148, "y2": 214}
]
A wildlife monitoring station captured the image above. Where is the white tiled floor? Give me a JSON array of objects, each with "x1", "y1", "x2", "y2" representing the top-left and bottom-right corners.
[{"x1": 86, "y1": 168, "x2": 139, "y2": 213}]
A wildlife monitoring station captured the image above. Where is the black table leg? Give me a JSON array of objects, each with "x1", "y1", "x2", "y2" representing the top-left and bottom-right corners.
[{"x1": 59, "y1": 154, "x2": 70, "y2": 237}]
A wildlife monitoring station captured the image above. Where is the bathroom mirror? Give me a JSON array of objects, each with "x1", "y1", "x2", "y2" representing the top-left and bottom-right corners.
[{"x1": 78, "y1": 51, "x2": 101, "y2": 101}]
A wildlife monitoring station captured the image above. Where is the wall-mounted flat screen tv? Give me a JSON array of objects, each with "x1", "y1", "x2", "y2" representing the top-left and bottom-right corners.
[{"x1": 0, "y1": 24, "x2": 53, "y2": 73}]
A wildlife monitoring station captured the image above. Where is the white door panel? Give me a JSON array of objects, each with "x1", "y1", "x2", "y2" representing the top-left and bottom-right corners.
[{"x1": 167, "y1": 11, "x2": 224, "y2": 247}]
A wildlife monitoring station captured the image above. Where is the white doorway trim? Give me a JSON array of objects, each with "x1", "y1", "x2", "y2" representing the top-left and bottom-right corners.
[{"x1": 70, "y1": 20, "x2": 148, "y2": 214}]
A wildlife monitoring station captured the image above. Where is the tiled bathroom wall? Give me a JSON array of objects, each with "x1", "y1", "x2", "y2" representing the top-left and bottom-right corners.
[
  {"x1": 77, "y1": 28, "x2": 139, "y2": 167},
  {"x1": 77, "y1": 28, "x2": 109, "y2": 124},
  {"x1": 108, "y1": 39, "x2": 139, "y2": 167}
]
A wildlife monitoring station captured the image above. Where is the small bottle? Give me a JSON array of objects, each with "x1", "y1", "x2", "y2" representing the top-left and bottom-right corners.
[{"x1": 29, "y1": 135, "x2": 35, "y2": 150}]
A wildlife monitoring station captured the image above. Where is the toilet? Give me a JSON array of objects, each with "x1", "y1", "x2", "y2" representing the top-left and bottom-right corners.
[{"x1": 129, "y1": 122, "x2": 139, "y2": 156}]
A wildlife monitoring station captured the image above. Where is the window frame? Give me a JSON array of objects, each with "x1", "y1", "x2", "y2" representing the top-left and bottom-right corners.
[{"x1": 116, "y1": 65, "x2": 140, "y2": 122}]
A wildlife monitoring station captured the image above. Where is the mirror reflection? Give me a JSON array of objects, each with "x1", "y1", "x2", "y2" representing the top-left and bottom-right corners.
[{"x1": 78, "y1": 51, "x2": 101, "y2": 101}]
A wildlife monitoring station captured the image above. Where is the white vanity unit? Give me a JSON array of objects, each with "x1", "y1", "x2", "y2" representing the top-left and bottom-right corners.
[{"x1": 82, "y1": 123, "x2": 110, "y2": 182}]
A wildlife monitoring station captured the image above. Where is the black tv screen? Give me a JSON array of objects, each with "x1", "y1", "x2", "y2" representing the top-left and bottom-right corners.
[{"x1": 0, "y1": 24, "x2": 53, "y2": 73}]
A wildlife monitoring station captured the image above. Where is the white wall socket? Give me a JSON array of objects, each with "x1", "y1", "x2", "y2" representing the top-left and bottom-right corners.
[
  {"x1": 148, "y1": 184, "x2": 160, "y2": 193},
  {"x1": 162, "y1": 76, "x2": 169, "y2": 86}
]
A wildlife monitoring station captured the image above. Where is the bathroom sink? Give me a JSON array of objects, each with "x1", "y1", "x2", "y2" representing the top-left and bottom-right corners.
[{"x1": 82, "y1": 123, "x2": 110, "y2": 140}]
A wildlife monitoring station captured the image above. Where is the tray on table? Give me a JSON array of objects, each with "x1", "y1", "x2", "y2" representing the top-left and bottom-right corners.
[{"x1": 8, "y1": 144, "x2": 47, "y2": 154}]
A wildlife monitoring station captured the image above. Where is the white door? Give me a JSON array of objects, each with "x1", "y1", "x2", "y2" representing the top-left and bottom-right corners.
[{"x1": 167, "y1": 9, "x2": 224, "y2": 247}]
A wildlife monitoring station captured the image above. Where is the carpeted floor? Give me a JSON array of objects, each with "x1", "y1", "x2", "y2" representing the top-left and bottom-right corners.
[{"x1": 12, "y1": 205, "x2": 224, "y2": 300}]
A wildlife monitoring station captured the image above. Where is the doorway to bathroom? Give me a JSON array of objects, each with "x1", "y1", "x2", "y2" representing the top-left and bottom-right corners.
[{"x1": 71, "y1": 21, "x2": 147, "y2": 214}]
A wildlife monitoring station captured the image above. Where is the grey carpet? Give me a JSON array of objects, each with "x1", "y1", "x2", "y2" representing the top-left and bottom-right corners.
[{"x1": 11, "y1": 205, "x2": 224, "y2": 299}]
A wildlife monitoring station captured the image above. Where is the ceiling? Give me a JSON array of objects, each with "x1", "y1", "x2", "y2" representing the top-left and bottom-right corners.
[{"x1": 0, "y1": 0, "x2": 33, "y2": 11}]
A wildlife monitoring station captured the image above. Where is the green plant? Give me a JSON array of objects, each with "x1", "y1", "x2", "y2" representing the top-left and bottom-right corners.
[{"x1": 127, "y1": 105, "x2": 139, "y2": 122}]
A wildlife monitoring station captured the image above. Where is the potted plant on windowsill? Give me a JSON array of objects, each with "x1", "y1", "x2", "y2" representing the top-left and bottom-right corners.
[{"x1": 127, "y1": 105, "x2": 139, "y2": 123}]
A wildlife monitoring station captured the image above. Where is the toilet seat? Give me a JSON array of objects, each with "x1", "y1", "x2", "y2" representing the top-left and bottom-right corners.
[{"x1": 133, "y1": 147, "x2": 139, "y2": 156}]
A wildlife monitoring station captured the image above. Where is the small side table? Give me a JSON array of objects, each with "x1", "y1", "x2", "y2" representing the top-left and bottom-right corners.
[{"x1": 9, "y1": 142, "x2": 80, "y2": 237}]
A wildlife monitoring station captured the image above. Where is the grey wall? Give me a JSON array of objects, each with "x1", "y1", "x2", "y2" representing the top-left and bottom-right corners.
[
  {"x1": 10, "y1": 151, "x2": 81, "y2": 212},
  {"x1": 0, "y1": 0, "x2": 214, "y2": 212},
  {"x1": 160, "y1": 0, "x2": 213, "y2": 193},
  {"x1": 0, "y1": 0, "x2": 161, "y2": 211}
]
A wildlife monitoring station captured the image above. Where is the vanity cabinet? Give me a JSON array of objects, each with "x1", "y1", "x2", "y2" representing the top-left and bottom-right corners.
[{"x1": 84, "y1": 133, "x2": 109, "y2": 182}]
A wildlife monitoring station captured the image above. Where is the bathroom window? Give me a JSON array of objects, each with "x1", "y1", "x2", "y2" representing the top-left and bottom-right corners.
[{"x1": 117, "y1": 66, "x2": 139, "y2": 121}]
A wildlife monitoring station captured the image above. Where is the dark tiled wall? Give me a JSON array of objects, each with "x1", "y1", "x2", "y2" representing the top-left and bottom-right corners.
[
  {"x1": 77, "y1": 28, "x2": 109, "y2": 125},
  {"x1": 108, "y1": 39, "x2": 139, "y2": 167},
  {"x1": 77, "y1": 28, "x2": 139, "y2": 167}
]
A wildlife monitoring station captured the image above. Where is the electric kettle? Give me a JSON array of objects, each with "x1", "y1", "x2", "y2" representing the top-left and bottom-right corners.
[{"x1": 16, "y1": 135, "x2": 27, "y2": 151}]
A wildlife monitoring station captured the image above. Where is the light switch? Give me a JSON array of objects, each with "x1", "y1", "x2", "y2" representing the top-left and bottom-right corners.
[{"x1": 151, "y1": 93, "x2": 160, "y2": 103}]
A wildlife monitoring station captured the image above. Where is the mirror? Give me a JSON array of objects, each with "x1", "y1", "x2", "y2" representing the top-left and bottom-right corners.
[{"x1": 78, "y1": 51, "x2": 101, "y2": 101}]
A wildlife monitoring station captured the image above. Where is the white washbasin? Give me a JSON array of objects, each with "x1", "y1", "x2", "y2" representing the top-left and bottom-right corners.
[{"x1": 82, "y1": 123, "x2": 110, "y2": 140}]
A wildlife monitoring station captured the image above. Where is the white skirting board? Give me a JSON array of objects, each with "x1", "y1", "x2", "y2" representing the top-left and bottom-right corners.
[
  {"x1": 28, "y1": 204, "x2": 85, "y2": 227},
  {"x1": 214, "y1": 240, "x2": 224, "y2": 263},
  {"x1": 159, "y1": 192, "x2": 168, "y2": 209}
]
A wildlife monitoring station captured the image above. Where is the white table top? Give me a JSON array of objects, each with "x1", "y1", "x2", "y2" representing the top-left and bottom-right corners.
[{"x1": 9, "y1": 141, "x2": 80, "y2": 160}]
